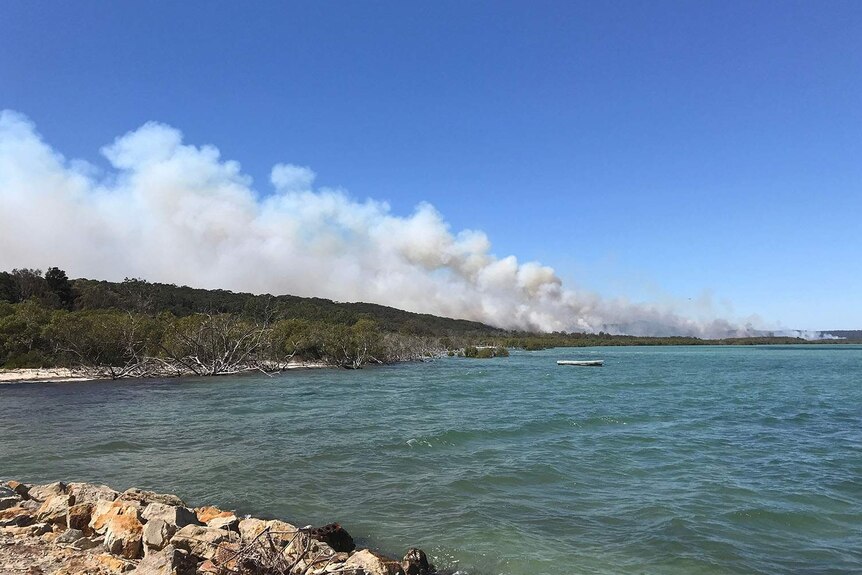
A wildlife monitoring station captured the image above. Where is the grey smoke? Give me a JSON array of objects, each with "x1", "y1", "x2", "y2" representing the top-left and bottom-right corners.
[{"x1": 0, "y1": 110, "x2": 784, "y2": 337}]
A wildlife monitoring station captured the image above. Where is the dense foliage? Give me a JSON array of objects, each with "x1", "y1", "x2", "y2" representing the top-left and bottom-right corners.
[{"x1": 1, "y1": 268, "x2": 851, "y2": 376}]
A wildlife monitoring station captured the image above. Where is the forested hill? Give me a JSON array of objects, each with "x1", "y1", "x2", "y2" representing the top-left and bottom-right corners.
[
  {"x1": 0, "y1": 268, "x2": 503, "y2": 337},
  {"x1": 821, "y1": 330, "x2": 862, "y2": 340}
]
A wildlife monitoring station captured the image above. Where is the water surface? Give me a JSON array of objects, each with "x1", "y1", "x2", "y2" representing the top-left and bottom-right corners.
[{"x1": 1, "y1": 346, "x2": 860, "y2": 574}]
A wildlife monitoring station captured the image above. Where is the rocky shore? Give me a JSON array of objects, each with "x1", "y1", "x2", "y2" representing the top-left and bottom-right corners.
[{"x1": 0, "y1": 480, "x2": 433, "y2": 575}]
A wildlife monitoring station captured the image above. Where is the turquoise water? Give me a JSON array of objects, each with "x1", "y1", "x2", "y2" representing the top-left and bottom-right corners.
[{"x1": 1, "y1": 346, "x2": 861, "y2": 574}]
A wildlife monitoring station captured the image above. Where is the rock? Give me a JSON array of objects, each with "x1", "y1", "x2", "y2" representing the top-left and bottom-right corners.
[
  {"x1": 0, "y1": 496, "x2": 20, "y2": 511},
  {"x1": 67, "y1": 482, "x2": 119, "y2": 505},
  {"x1": 104, "y1": 513, "x2": 144, "y2": 559},
  {"x1": 401, "y1": 548, "x2": 432, "y2": 575},
  {"x1": 28, "y1": 481, "x2": 67, "y2": 502},
  {"x1": 71, "y1": 536, "x2": 101, "y2": 551},
  {"x1": 169, "y1": 524, "x2": 237, "y2": 560},
  {"x1": 0, "y1": 486, "x2": 15, "y2": 498},
  {"x1": 194, "y1": 506, "x2": 231, "y2": 524},
  {"x1": 310, "y1": 522, "x2": 355, "y2": 552},
  {"x1": 90, "y1": 500, "x2": 142, "y2": 534},
  {"x1": 265, "y1": 519, "x2": 300, "y2": 546},
  {"x1": 206, "y1": 513, "x2": 239, "y2": 531},
  {"x1": 197, "y1": 558, "x2": 219, "y2": 573},
  {"x1": 283, "y1": 532, "x2": 337, "y2": 572},
  {"x1": 143, "y1": 518, "x2": 176, "y2": 554},
  {"x1": 121, "y1": 488, "x2": 184, "y2": 507},
  {"x1": 238, "y1": 517, "x2": 267, "y2": 543},
  {"x1": 344, "y1": 549, "x2": 406, "y2": 575},
  {"x1": 97, "y1": 552, "x2": 136, "y2": 573},
  {"x1": 30, "y1": 522, "x2": 54, "y2": 536},
  {"x1": 36, "y1": 494, "x2": 74, "y2": 525},
  {"x1": 141, "y1": 502, "x2": 199, "y2": 529},
  {"x1": 55, "y1": 528, "x2": 85, "y2": 544},
  {"x1": 67, "y1": 502, "x2": 93, "y2": 532},
  {"x1": 0, "y1": 506, "x2": 34, "y2": 527},
  {"x1": 6, "y1": 480, "x2": 31, "y2": 499},
  {"x1": 131, "y1": 544, "x2": 195, "y2": 575}
]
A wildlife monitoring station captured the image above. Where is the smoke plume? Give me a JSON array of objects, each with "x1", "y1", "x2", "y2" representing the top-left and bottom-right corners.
[{"x1": 0, "y1": 110, "x2": 761, "y2": 337}]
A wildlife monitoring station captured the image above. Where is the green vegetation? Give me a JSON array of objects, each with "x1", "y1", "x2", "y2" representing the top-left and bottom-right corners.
[{"x1": 0, "y1": 267, "x2": 855, "y2": 377}]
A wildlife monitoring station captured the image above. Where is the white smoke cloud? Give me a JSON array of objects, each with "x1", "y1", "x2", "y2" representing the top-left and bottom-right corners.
[{"x1": 0, "y1": 110, "x2": 766, "y2": 337}]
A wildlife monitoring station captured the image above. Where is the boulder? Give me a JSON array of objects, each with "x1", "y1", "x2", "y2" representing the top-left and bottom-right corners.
[
  {"x1": 96, "y1": 552, "x2": 136, "y2": 573},
  {"x1": 194, "y1": 506, "x2": 231, "y2": 524},
  {"x1": 143, "y1": 518, "x2": 176, "y2": 554},
  {"x1": 141, "y1": 502, "x2": 199, "y2": 529},
  {"x1": 169, "y1": 524, "x2": 237, "y2": 560},
  {"x1": 28, "y1": 481, "x2": 67, "y2": 502},
  {"x1": 104, "y1": 513, "x2": 144, "y2": 559},
  {"x1": 283, "y1": 532, "x2": 338, "y2": 572},
  {"x1": 265, "y1": 519, "x2": 300, "y2": 546},
  {"x1": 0, "y1": 485, "x2": 16, "y2": 498},
  {"x1": 206, "y1": 513, "x2": 239, "y2": 531},
  {"x1": 36, "y1": 493, "x2": 74, "y2": 525},
  {"x1": 121, "y1": 487, "x2": 184, "y2": 507},
  {"x1": 6, "y1": 480, "x2": 31, "y2": 499},
  {"x1": 73, "y1": 537, "x2": 101, "y2": 551},
  {"x1": 67, "y1": 482, "x2": 119, "y2": 505},
  {"x1": 238, "y1": 517, "x2": 267, "y2": 543},
  {"x1": 0, "y1": 506, "x2": 34, "y2": 527},
  {"x1": 0, "y1": 496, "x2": 21, "y2": 511},
  {"x1": 345, "y1": 549, "x2": 406, "y2": 575},
  {"x1": 131, "y1": 545, "x2": 195, "y2": 575},
  {"x1": 90, "y1": 499, "x2": 143, "y2": 534},
  {"x1": 401, "y1": 548, "x2": 432, "y2": 575},
  {"x1": 55, "y1": 528, "x2": 85, "y2": 544},
  {"x1": 310, "y1": 522, "x2": 355, "y2": 552},
  {"x1": 67, "y1": 502, "x2": 93, "y2": 532}
]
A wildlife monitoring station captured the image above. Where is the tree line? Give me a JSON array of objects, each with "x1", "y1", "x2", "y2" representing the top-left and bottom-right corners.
[{"x1": 1, "y1": 268, "x2": 839, "y2": 376}]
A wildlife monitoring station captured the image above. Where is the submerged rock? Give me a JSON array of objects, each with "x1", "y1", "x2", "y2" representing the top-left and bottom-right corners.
[{"x1": 401, "y1": 548, "x2": 432, "y2": 575}]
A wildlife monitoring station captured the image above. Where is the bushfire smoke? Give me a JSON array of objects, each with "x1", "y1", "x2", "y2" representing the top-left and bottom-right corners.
[{"x1": 0, "y1": 110, "x2": 765, "y2": 337}]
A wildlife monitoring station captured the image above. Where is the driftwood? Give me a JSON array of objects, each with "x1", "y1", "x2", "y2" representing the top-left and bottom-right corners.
[{"x1": 205, "y1": 527, "x2": 359, "y2": 575}]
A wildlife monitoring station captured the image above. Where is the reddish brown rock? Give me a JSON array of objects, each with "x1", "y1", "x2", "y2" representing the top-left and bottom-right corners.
[
  {"x1": 104, "y1": 513, "x2": 144, "y2": 559},
  {"x1": 67, "y1": 502, "x2": 94, "y2": 533},
  {"x1": 194, "y1": 506, "x2": 232, "y2": 524},
  {"x1": 90, "y1": 500, "x2": 142, "y2": 535}
]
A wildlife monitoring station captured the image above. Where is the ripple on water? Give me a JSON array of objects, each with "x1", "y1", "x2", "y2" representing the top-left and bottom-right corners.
[{"x1": 1, "y1": 346, "x2": 861, "y2": 575}]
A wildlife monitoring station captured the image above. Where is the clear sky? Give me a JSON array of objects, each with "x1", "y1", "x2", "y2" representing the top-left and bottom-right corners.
[{"x1": 2, "y1": 1, "x2": 861, "y2": 330}]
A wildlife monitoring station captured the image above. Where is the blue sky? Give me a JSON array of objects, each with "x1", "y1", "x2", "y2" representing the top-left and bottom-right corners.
[{"x1": 2, "y1": 1, "x2": 861, "y2": 330}]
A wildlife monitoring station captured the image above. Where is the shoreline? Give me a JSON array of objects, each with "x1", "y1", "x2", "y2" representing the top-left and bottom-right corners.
[
  {"x1": 0, "y1": 479, "x2": 431, "y2": 575},
  {"x1": 0, "y1": 362, "x2": 333, "y2": 385}
]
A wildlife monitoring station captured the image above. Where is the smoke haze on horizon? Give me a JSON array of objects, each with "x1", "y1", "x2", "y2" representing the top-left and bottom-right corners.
[{"x1": 1, "y1": 110, "x2": 782, "y2": 337}]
